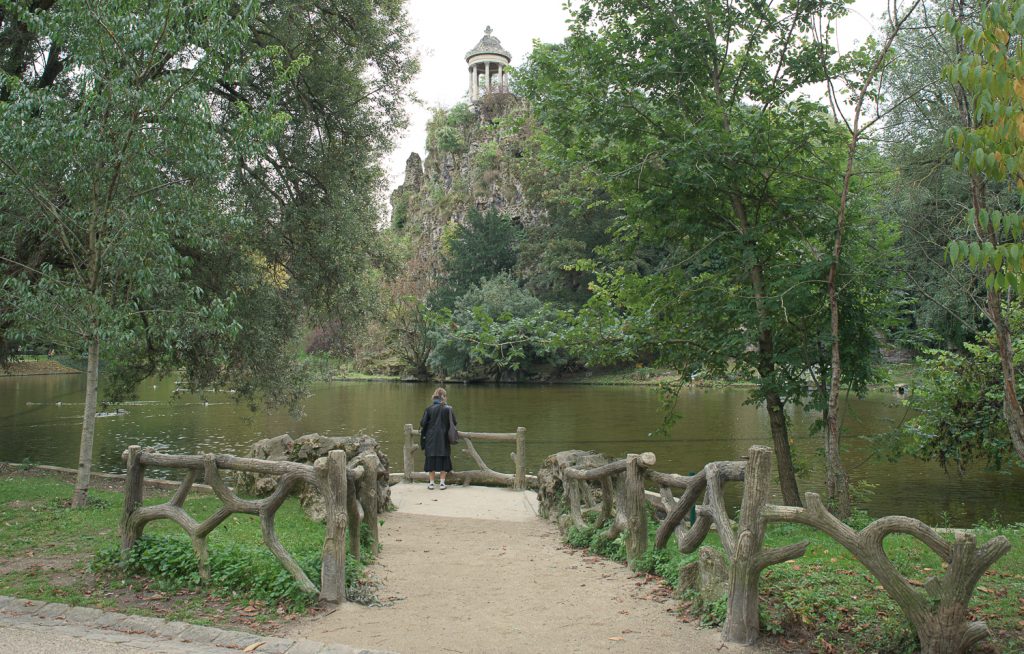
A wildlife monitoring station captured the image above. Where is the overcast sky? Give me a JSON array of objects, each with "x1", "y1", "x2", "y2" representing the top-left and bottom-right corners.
[{"x1": 385, "y1": 0, "x2": 902, "y2": 192}]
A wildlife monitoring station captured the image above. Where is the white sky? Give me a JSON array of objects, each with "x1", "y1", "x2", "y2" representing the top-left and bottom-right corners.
[{"x1": 385, "y1": 0, "x2": 902, "y2": 193}]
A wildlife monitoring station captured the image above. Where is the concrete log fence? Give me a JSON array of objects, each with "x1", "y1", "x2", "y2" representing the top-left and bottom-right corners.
[
  {"x1": 646, "y1": 445, "x2": 1011, "y2": 653},
  {"x1": 399, "y1": 424, "x2": 535, "y2": 490},
  {"x1": 540, "y1": 444, "x2": 1009, "y2": 653},
  {"x1": 118, "y1": 445, "x2": 379, "y2": 603},
  {"x1": 558, "y1": 451, "x2": 657, "y2": 569}
]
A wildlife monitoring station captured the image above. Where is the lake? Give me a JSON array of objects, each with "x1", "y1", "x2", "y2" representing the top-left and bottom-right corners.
[{"x1": 2, "y1": 374, "x2": 1022, "y2": 526}]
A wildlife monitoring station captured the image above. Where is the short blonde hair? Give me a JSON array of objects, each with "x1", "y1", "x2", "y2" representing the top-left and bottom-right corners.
[{"x1": 432, "y1": 387, "x2": 447, "y2": 403}]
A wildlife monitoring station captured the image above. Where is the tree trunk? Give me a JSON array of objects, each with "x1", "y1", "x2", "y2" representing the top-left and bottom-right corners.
[
  {"x1": 986, "y1": 288, "x2": 1024, "y2": 462},
  {"x1": 824, "y1": 209, "x2": 852, "y2": 517},
  {"x1": 824, "y1": 138, "x2": 857, "y2": 520},
  {"x1": 966, "y1": 173, "x2": 1024, "y2": 464},
  {"x1": 764, "y1": 390, "x2": 800, "y2": 507},
  {"x1": 730, "y1": 188, "x2": 801, "y2": 507},
  {"x1": 72, "y1": 335, "x2": 99, "y2": 508}
]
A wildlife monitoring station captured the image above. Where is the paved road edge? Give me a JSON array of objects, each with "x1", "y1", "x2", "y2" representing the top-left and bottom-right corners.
[{"x1": 0, "y1": 595, "x2": 392, "y2": 654}]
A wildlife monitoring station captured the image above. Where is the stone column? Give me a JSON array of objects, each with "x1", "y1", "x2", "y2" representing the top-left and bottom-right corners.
[
  {"x1": 469, "y1": 66, "x2": 475, "y2": 99},
  {"x1": 485, "y1": 62, "x2": 491, "y2": 95},
  {"x1": 498, "y1": 64, "x2": 504, "y2": 92}
]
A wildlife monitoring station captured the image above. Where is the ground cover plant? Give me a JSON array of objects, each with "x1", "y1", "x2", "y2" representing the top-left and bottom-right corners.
[
  {"x1": 564, "y1": 510, "x2": 1024, "y2": 653},
  {"x1": 0, "y1": 468, "x2": 376, "y2": 629}
]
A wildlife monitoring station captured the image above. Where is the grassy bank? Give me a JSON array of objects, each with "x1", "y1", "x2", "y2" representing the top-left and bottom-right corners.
[
  {"x1": 0, "y1": 467, "x2": 374, "y2": 631},
  {"x1": 564, "y1": 513, "x2": 1023, "y2": 653}
]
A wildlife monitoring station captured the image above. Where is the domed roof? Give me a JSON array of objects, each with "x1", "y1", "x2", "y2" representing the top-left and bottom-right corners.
[{"x1": 465, "y1": 26, "x2": 511, "y2": 62}]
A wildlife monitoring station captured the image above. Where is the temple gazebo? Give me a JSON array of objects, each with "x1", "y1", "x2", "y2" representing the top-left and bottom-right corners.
[{"x1": 466, "y1": 26, "x2": 511, "y2": 101}]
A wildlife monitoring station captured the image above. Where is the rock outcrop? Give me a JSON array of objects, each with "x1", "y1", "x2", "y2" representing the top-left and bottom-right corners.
[
  {"x1": 237, "y1": 433, "x2": 391, "y2": 522},
  {"x1": 389, "y1": 96, "x2": 547, "y2": 285},
  {"x1": 535, "y1": 449, "x2": 611, "y2": 524}
]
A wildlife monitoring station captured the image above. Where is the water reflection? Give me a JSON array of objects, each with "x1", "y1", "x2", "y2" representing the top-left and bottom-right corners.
[{"x1": 1, "y1": 374, "x2": 1021, "y2": 526}]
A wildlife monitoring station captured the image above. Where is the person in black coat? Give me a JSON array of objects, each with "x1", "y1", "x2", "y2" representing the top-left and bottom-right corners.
[{"x1": 420, "y1": 387, "x2": 455, "y2": 489}]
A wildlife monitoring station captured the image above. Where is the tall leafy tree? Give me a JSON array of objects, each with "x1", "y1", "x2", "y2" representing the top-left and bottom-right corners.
[
  {"x1": 819, "y1": 0, "x2": 921, "y2": 518},
  {"x1": 945, "y1": 0, "x2": 1024, "y2": 465},
  {"x1": 0, "y1": 0, "x2": 415, "y2": 505},
  {"x1": 429, "y1": 208, "x2": 522, "y2": 309},
  {"x1": 517, "y1": 0, "x2": 856, "y2": 505},
  {"x1": 222, "y1": 0, "x2": 415, "y2": 324},
  {"x1": 0, "y1": 0, "x2": 292, "y2": 506},
  {"x1": 881, "y1": 0, "x2": 988, "y2": 351}
]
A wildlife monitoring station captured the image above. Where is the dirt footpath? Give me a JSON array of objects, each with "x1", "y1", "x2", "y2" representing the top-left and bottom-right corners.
[{"x1": 286, "y1": 484, "x2": 752, "y2": 654}]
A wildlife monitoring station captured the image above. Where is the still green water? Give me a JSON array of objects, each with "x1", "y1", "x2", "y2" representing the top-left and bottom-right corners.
[{"x1": 1, "y1": 374, "x2": 1022, "y2": 525}]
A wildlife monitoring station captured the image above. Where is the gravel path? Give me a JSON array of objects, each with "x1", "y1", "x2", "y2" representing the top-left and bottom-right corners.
[{"x1": 286, "y1": 483, "x2": 752, "y2": 654}]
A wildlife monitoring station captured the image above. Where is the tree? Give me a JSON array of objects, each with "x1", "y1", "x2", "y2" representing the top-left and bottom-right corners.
[
  {"x1": 0, "y1": 0, "x2": 415, "y2": 505},
  {"x1": 517, "y1": 0, "x2": 858, "y2": 506},
  {"x1": 220, "y1": 0, "x2": 415, "y2": 326},
  {"x1": 820, "y1": 0, "x2": 922, "y2": 518},
  {"x1": 0, "y1": 0, "x2": 295, "y2": 506},
  {"x1": 429, "y1": 208, "x2": 522, "y2": 309},
  {"x1": 880, "y1": 0, "x2": 989, "y2": 352},
  {"x1": 944, "y1": 0, "x2": 1024, "y2": 465}
]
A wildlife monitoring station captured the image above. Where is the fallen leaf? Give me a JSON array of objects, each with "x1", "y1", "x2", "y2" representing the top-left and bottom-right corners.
[
  {"x1": 243, "y1": 642, "x2": 265, "y2": 652},
  {"x1": 977, "y1": 586, "x2": 992, "y2": 594},
  {"x1": 608, "y1": 636, "x2": 624, "y2": 641}
]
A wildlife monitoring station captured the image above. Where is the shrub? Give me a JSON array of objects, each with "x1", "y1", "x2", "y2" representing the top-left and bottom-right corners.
[
  {"x1": 427, "y1": 273, "x2": 567, "y2": 380},
  {"x1": 94, "y1": 527, "x2": 378, "y2": 609},
  {"x1": 896, "y1": 307, "x2": 1024, "y2": 472}
]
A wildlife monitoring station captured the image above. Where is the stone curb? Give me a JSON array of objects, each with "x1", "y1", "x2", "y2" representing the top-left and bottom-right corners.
[{"x1": 0, "y1": 596, "x2": 394, "y2": 654}]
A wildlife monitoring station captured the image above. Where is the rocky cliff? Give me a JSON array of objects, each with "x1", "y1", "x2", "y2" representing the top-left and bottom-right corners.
[{"x1": 389, "y1": 93, "x2": 546, "y2": 289}]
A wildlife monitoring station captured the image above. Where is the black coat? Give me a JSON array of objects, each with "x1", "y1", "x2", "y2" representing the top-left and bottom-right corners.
[{"x1": 420, "y1": 401, "x2": 455, "y2": 458}]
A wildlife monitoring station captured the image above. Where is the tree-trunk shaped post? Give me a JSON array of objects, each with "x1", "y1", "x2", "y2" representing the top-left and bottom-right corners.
[
  {"x1": 598, "y1": 476, "x2": 614, "y2": 525},
  {"x1": 318, "y1": 450, "x2": 348, "y2": 603},
  {"x1": 347, "y1": 475, "x2": 361, "y2": 562},
  {"x1": 721, "y1": 446, "x2": 808, "y2": 644},
  {"x1": 403, "y1": 423, "x2": 415, "y2": 482},
  {"x1": 653, "y1": 463, "x2": 746, "y2": 552},
  {"x1": 514, "y1": 427, "x2": 526, "y2": 490},
  {"x1": 565, "y1": 477, "x2": 587, "y2": 528},
  {"x1": 625, "y1": 452, "x2": 656, "y2": 568},
  {"x1": 119, "y1": 445, "x2": 145, "y2": 552},
  {"x1": 359, "y1": 454, "x2": 380, "y2": 554},
  {"x1": 764, "y1": 493, "x2": 1010, "y2": 654}
]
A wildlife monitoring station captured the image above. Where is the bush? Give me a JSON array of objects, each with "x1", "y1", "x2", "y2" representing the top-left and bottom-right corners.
[
  {"x1": 474, "y1": 141, "x2": 500, "y2": 175},
  {"x1": 896, "y1": 306, "x2": 1024, "y2": 472},
  {"x1": 426, "y1": 103, "x2": 476, "y2": 155},
  {"x1": 94, "y1": 526, "x2": 378, "y2": 609},
  {"x1": 427, "y1": 273, "x2": 567, "y2": 380}
]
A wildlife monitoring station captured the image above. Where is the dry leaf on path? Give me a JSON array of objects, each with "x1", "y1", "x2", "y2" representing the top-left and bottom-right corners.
[{"x1": 243, "y1": 642, "x2": 264, "y2": 652}]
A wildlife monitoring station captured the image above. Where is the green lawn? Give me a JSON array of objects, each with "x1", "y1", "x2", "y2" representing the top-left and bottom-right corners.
[
  {"x1": 566, "y1": 511, "x2": 1023, "y2": 653},
  {"x1": 0, "y1": 471, "x2": 373, "y2": 629}
]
